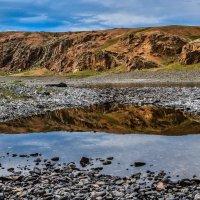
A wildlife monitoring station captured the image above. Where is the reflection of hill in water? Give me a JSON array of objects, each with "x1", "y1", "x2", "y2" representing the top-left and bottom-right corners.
[{"x1": 1, "y1": 104, "x2": 200, "y2": 135}]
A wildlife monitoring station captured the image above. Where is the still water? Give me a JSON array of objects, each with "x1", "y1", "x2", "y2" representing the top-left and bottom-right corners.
[{"x1": 0, "y1": 132, "x2": 200, "y2": 179}]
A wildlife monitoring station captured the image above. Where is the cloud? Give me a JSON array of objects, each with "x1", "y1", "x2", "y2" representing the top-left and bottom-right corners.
[
  {"x1": 19, "y1": 14, "x2": 48, "y2": 23},
  {"x1": 79, "y1": 13, "x2": 163, "y2": 27},
  {"x1": 50, "y1": 23, "x2": 106, "y2": 32},
  {"x1": 0, "y1": 0, "x2": 199, "y2": 31}
]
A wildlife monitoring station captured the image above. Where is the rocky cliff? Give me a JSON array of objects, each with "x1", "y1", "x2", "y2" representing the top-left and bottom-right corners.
[
  {"x1": 0, "y1": 26, "x2": 200, "y2": 73},
  {"x1": 180, "y1": 39, "x2": 200, "y2": 65}
]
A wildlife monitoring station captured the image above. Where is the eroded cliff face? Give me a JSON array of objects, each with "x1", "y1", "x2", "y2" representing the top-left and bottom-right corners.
[
  {"x1": 0, "y1": 26, "x2": 200, "y2": 73},
  {"x1": 1, "y1": 104, "x2": 200, "y2": 135},
  {"x1": 180, "y1": 39, "x2": 200, "y2": 65}
]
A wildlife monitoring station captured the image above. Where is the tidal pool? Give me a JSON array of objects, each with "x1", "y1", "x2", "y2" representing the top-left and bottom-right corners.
[{"x1": 0, "y1": 132, "x2": 200, "y2": 179}]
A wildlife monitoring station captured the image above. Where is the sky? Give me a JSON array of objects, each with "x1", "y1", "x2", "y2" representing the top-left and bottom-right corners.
[{"x1": 0, "y1": 0, "x2": 200, "y2": 32}]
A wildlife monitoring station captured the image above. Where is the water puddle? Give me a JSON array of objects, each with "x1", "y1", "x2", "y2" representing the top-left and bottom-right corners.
[{"x1": 0, "y1": 132, "x2": 200, "y2": 179}]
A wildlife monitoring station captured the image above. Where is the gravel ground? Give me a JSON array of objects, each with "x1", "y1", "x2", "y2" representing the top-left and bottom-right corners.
[
  {"x1": 1, "y1": 70, "x2": 200, "y2": 86},
  {"x1": 1, "y1": 153, "x2": 200, "y2": 200}
]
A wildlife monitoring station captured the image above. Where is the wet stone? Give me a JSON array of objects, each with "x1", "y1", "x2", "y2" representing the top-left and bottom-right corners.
[
  {"x1": 80, "y1": 157, "x2": 90, "y2": 167},
  {"x1": 134, "y1": 161, "x2": 146, "y2": 167},
  {"x1": 102, "y1": 160, "x2": 112, "y2": 165},
  {"x1": 51, "y1": 157, "x2": 60, "y2": 162}
]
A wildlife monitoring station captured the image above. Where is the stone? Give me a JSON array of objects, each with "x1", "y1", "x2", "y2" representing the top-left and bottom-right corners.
[
  {"x1": 34, "y1": 158, "x2": 41, "y2": 163},
  {"x1": 33, "y1": 167, "x2": 41, "y2": 174},
  {"x1": 134, "y1": 161, "x2": 146, "y2": 167},
  {"x1": 102, "y1": 160, "x2": 112, "y2": 165},
  {"x1": 30, "y1": 153, "x2": 39, "y2": 157},
  {"x1": 80, "y1": 157, "x2": 90, "y2": 167},
  {"x1": 46, "y1": 83, "x2": 68, "y2": 88},
  {"x1": 0, "y1": 193, "x2": 4, "y2": 200},
  {"x1": 194, "y1": 193, "x2": 200, "y2": 200},
  {"x1": 156, "y1": 182, "x2": 167, "y2": 190},
  {"x1": 90, "y1": 191, "x2": 106, "y2": 198},
  {"x1": 51, "y1": 157, "x2": 60, "y2": 161}
]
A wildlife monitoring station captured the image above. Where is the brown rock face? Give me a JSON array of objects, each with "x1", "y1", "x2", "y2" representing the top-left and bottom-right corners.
[
  {"x1": 0, "y1": 26, "x2": 199, "y2": 73},
  {"x1": 72, "y1": 51, "x2": 123, "y2": 71},
  {"x1": 180, "y1": 39, "x2": 200, "y2": 65},
  {"x1": 127, "y1": 56, "x2": 159, "y2": 71},
  {"x1": 0, "y1": 37, "x2": 73, "y2": 72},
  {"x1": 121, "y1": 31, "x2": 187, "y2": 57},
  {"x1": 0, "y1": 32, "x2": 125, "y2": 72}
]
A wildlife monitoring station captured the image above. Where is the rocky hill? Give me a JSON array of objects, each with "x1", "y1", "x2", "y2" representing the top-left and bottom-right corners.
[{"x1": 0, "y1": 26, "x2": 200, "y2": 73}]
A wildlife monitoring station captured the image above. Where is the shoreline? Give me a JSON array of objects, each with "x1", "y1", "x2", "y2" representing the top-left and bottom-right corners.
[
  {"x1": 1, "y1": 73, "x2": 200, "y2": 134},
  {"x1": 1, "y1": 152, "x2": 200, "y2": 199}
]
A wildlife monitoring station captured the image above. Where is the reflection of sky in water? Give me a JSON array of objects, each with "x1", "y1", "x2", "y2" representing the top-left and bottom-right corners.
[{"x1": 0, "y1": 132, "x2": 200, "y2": 179}]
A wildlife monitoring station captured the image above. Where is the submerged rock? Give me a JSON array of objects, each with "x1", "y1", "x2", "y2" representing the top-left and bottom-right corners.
[
  {"x1": 102, "y1": 160, "x2": 112, "y2": 165},
  {"x1": 134, "y1": 162, "x2": 146, "y2": 167},
  {"x1": 51, "y1": 157, "x2": 60, "y2": 161},
  {"x1": 80, "y1": 157, "x2": 90, "y2": 167}
]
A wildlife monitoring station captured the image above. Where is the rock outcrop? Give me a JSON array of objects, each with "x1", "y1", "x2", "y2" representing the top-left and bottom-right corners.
[
  {"x1": 121, "y1": 31, "x2": 187, "y2": 57},
  {"x1": 180, "y1": 39, "x2": 200, "y2": 65},
  {"x1": 0, "y1": 26, "x2": 200, "y2": 73},
  {"x1": 72, "y1": 51, "x2": 124, "y2": 71},
  {"x1": 127, "y1": 56, "x2": 159, "y2": 71}
]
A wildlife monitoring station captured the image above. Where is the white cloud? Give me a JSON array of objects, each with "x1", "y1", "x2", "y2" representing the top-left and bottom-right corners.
[
  {"x1": 50, "y1": 22, "x2": 106, "y2": 32},
  {"x1": 18, "y1": 14, "x2": 48, "y2": 23},
  {"x1": 81, "y1": 0, "x2": 138, "y2": 8},
  {"x1": 80, "y1": 13, "x2": 163, "y2": 27}
]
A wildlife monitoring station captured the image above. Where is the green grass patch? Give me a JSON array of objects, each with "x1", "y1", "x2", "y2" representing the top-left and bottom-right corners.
[
  {"x1": 161, "y1": 56, "x2": 178, "y2": 66},
  {"x1": 122, "y1": 27, "x2": 151, "y2": 40},
  {"x1": 5, "y1": 80, "x2": 24, "y2": 85},
  {"x1": 66, "y1": 70, "x2": 102, "y2": 79},
  {"x1": 96, "y1": 37, "x2": 120, "y2": 52},
  {"x1": 0, "y1": 88, "x2": 29, "y2": 100},
  {"x1": 190, "y1": 35, "x2": 200, "y2": 40},
  {"x1": 160, "y1": 63, "x2": 200, "y2": 71},
  {"x1": 105, "y1": 64, "x2": 127, "y2": 74},
  {"x1": 134, "y1": 27, "x2": 151, "y2": 34},
  {"x1": 65, "y1": 64, "x2": 127, "y2": 79},
  {"x1": 0, "y1": 72, "x2": 9, "y2": 77},
  {"x1": 140, "y1": 62, "x2": 200, "y2": 72},
  {"x1": 67, "y1": 64, "x2": 128, "y2": 78},
  {"x1": 10, "y1": 68, "x2": 57, "y2": 77}
]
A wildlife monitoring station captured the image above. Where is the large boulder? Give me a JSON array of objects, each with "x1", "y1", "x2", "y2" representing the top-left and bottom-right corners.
[
  {"x1": 127, "y1": 56, "x2": 159, "y2": 71},
  {"x1": 180, "y1": 39, "x2": 200, "y2": 65}
]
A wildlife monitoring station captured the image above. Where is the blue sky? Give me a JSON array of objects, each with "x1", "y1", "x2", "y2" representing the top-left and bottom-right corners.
[{"x1": 0, "y1": 0, "x2": 200, "y2": 32}]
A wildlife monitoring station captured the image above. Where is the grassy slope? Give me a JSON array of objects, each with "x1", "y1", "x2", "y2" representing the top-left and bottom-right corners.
[{"x1": 0, "y1": 63, "x2": 199, "y2": 79}]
